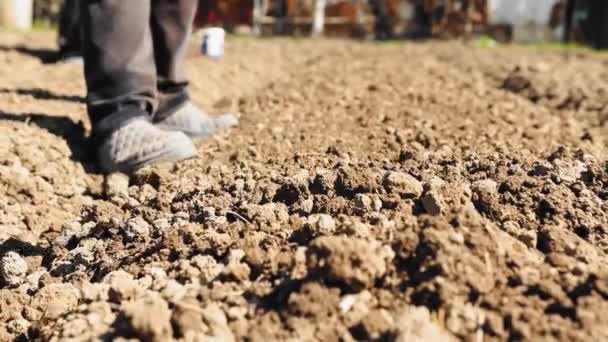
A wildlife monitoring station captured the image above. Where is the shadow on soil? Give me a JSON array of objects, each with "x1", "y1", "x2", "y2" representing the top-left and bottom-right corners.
[
  {"x1": 0, "y1": 87, "x2": 85, "y2": 103},
  {"x1": 0, "y1": 44, "x2": 60, "y2": 64},
  {"x1": 0, "y1": 238, "x2": 47, "y2": 257},
  {"x1": 0, "y1": 111, "x2": 98, "y2": 173}
]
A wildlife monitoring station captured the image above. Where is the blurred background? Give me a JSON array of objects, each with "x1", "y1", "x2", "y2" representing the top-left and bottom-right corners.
[
  {"x1": 0, "y1": 0, "x2": 607, "y2": 48},
  {"x1": 1, "y1": 3, "x2": 607, "y2": 341}
]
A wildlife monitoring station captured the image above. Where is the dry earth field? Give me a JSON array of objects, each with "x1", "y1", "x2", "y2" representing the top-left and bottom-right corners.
[{"x1": 0, "y1": 32, "x2": 607, "y2": 341}]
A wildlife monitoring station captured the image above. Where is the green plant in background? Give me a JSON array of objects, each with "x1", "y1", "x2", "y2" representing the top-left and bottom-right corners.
[
  {"x1": 476, "y1": 35, "x2": 498, "y2": 48},
  {"x1": 31, "y1": 19, "x2": 56, "y2": 31},
  {"x1": 33, "y1": 0, "x2": 62, "y2": 27},
  {"x1": 532, "y1": 41, "x2": 591, "y2": 51}
]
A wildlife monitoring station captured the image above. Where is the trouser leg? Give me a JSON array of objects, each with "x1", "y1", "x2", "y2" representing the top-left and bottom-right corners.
[
  {"x1": 150, "y1": 0, "x2": 199, "y2": 120},
  {"x1": 81, "y1": 0, "x2": 156, "y2": 130}
]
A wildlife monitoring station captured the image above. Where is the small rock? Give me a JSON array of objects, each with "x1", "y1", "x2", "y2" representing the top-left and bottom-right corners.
[
  {"x1": 424, "y1": 176, "x2": 446, "y2": 190},
  {"x1": 354, "y1": 194, "x2": 378, "y2": 213},
  {"x1": 310, "y1": 168, "x2": 335, "y2": 194},
  {"x1": 517, "y1": 229, "x2": 537, "y2": 249},
  {"x1": 104, "y1": 270, "x2": 144, "y2": 303},
  {"x1": 383, "y1": 172, "x2": 423, "y2": 198},
  {"x1": 340, "y1": 290, "x2": 374, "y2": 326},
  {"x1": 339, "y1": 294, "x2": 359, "y2": 314},
  {"x1": 69, "y1": 246, "x2": 95, "y2": 269},
  {"x1": 152, "y1": 218, "x2": 172, "y2": 231},
  {"x1": 226, "y1": 306, "x2": 248, "y2": 321},
  {"x1": 104, "y1": 172, "x2": 130, "y2": 197},
  {"x1": 81, "y1": 283, "x2": 110, "y2": 302},
  {"x1": 421, "y1": 191, "x2": 442, "y2": 215},
  {"x1": 222, "y1": 262, "x2": 251, "y2": 283},
  {"x1": 355, "y1": 194, "x2": 373, "y2": 213},
  {"x1": 572, "y1": 262, "x2": 587, "y2": 275},
  {"x1": 395, "y1": 306, "x2": 451, "y2": 342},
  {"x1": 6, "y1": 318, "x2": 30, "y2": 335},
  {"x1": 358, "y1": 309, "x2": 395, "y2": 340},
  {"x1": 446, "y1": 303, "x2": 483, "y2": 337},
  {"x1": 227, "y1": 249, "x2": 246, "y2": 264},
  {"x1": 1, "y1": 252, "x2": 28, "y2": 287},
  {"x1": 554, "y1": 159, "x2": 588, "y2": 183},
  {"x1": 161, "y1": 280, "x2": 187, "y2": 302},
  {"x1": 202, "y1": 207, "x2": 216, "y2": 219},
  {"x1": 472, "y1": 179, "x2": 498, "y2": 194},
  {"x1": 56, "y1": 221, "x2": 85, "y2": 246},
  {"x1": 519, "y1": 267, "x2": 541, "y2": 285},
  {"x1": 173, "y1": 258, "x2": 201, "y2": 283},
  {"x1": 449, "y1": 232, "x2": 465, "y2": 244},
  {"x1": 30, "y1": 283, "x2": 80, "y2": 320},
  {"x1": 23, "y1": 268, "x2": 47, "y2": 292},
  {"x1": 201, "y1": 303, "x2": 235, "y2": 341},
  {"x1": 171, "y1": 299, "x2": 207, "y2": 336},
  {"x1": 120, "y1": 294, "x2": 173, "y2": 341},
  {"x1": 233, "y1": 179, "x2": 245, "y2": 192},
  {"x1": 124, "y1": 217, "x2": 150, "y2": 241},
  {"x1": 287, "y1": 282, "x2": 340, "y2": 319},
  {"x1": 291, "y1": 247, "x2": 308, "y2": 279},
  {"x1": 372, "y1": 197, "x2": 383, "y2": 211},
  {"x1": 191, "y1": 255, "x2": 223, "y2": 284},
  {"x1": 338, "y1": 220, "x2": 371, "y2": 238},
  {"x1": 301, "y1": 197, "x2": 314, "y2": 213},
  {"x1": 244, "y1": 203, "x2": 289, "y2": 225},
  {"x1": 307, "y1": 236, "x2": 394, "y2": 291},
  {"x1": 503, "y1": 221, "x2": 537, "y2": 248},
  {"x1": 306, "y1": 214, "x2": 336, "y2": 235},
  {"x1": 140, "y1": 267, "x2": 168, "y2": 291}
]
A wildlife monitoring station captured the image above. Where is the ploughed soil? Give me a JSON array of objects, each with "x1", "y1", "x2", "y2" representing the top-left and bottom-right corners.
[{"x1": 1, "y1": 31, "x2": 607, "y2": 342}]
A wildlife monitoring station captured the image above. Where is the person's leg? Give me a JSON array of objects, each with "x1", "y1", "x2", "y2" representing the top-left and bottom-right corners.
[
  {"x1": 150, "y1": 0, "x2": 198, "y2": 116},
  {"x1": 81, "y1": 0, "x2": 196, "y2": 173},
  {"x1": 82, "y1": 0, "x2": 157, "y2": 124},
  {"x1": 150, "y1": 0, "x2": 238, "y2": 138}
]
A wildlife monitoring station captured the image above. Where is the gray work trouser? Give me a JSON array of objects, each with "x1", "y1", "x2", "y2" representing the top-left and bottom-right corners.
[{"x1": 82, "y1": 0, "x2": 198, "y2": 130}]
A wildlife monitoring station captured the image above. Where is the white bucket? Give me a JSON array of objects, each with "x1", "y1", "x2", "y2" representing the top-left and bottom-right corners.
[
  {"x1": 201, "y1": 27, "x2": 225, "y2": 58},
  {"x1": 0, "y1": 0, "x2": 33, "y2": 30}
]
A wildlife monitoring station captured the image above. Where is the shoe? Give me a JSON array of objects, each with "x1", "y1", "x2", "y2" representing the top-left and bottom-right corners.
[
  {"x1": 155, "y1": 101, "x2": 239, "y2": 138},
  {"x1": 97, "y1": 117, "x2": 197, "y2": 174}
]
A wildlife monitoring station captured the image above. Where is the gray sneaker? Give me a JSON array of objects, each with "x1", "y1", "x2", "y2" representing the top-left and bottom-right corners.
[
  {"x1": 155, "y1": 101, "x2": 239, "y2": 138},
  {"x1": 97, "y1": 118, "x2": 197, "y2": 174}
]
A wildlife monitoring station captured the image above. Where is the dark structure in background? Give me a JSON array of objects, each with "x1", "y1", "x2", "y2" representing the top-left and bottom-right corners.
[
  {"x1": 370, "y1": 0, "x2": 393, "y2": 40},
  {"x1": 563, "y1": 0, "x2": 608, "y2": 49},
  {"x1": 56, "y1": 0, "x2": 82, "y2": 61},
  {"x1": 55, "y1": 0, "x2": 608, "y2": 48},
  {"x1": 406, "y1": 1, "x2": 432, "y2": 38}
]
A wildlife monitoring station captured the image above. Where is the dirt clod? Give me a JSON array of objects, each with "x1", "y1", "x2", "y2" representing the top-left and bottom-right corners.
[
  {"x1": 124, "y1": 216, "x2": 151, "y2": 241},
  {"x1": 394, "y1": 307, "x2": 450, "y2": 342},
  {"x1": 307, "y1": 236, "x2": 394, "y2": 291},
  {"x1": 118, "y1": 294, "x2": 173, "y2": 341},
  {"x1": 0, "y1": 252, "x2": 28, "y2": 287},
  {"x1": 383, "y1": 171, "x2": 423, "y2": 198},
  {"x1": 104, "y1": 172, "x2": 130, "y2": 197},
  {"x1": 305, "y1": 214, "x2": 337, "y2": 236},
  {"x1": 29, "y1": 283, "x2": 80, "y2": 320}
]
